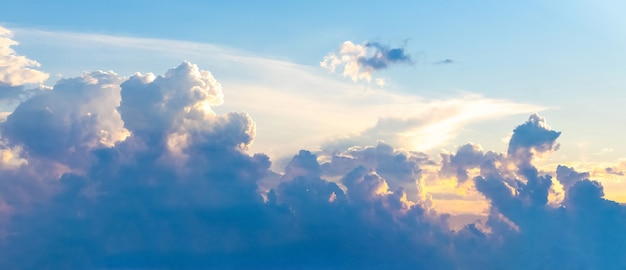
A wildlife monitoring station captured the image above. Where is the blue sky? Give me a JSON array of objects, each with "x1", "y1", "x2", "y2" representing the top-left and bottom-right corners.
[{"x1": 0, "y1": 1, "x2": 626, "y2": 268}]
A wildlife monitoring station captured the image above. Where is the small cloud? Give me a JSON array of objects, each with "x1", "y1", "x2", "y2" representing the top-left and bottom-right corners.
[
  {"x1": 375, "y1": 78, "x2": 386, "y2": 88},
  {"x1": 507, "y1": 113, "x2": 561, "y2": 159},
  {"x1": 605, "y1": 167, "x2": 624, "y2": 176},
  {"x1": 320, "y1": 40, "x2": 413, "y2": 83},
  {"x1": 594, "y1": 148, "x2": 615, "y2": 155},
  {"x1": 433, "y1": 59, "x2": 455, "y2": 65}
]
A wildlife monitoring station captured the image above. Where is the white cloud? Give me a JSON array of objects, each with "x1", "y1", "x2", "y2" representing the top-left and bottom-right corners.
[
  {"x1": 320, "y1": 40, "x2": 413, "y2": 83},
  {"x1": 1, "y1": 70, "x2": 129, "y2": 171},
  {"x1": 0, "y1": 26, "x2": 48, "y2": 86},
  {"x1": 321, "y1": 93, "x2": 544, "y2": 155}
]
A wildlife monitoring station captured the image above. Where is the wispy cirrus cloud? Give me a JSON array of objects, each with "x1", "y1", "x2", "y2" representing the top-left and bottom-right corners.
[{"x1": 9, "y1": 28, "x2": 541, "y2": 165}]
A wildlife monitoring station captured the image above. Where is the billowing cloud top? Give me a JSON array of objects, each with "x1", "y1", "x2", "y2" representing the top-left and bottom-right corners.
[
  {"x1": 321, "y1": 41, "x2": 413, "y2": 83},
  {"x1": 0, "y1": 29, "x2": 625, "y2": 269}
]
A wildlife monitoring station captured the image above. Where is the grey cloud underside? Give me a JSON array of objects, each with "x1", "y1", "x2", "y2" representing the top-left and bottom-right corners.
[
  {"x1": 0, "y1": 83, "x2": 49, "y2": 104},
  {"x1": 0, "y1": 63, "x2": 625, "y2": 269},
  {"x1": 358, "y1": 42, "x2": 414, "y2": 70}
]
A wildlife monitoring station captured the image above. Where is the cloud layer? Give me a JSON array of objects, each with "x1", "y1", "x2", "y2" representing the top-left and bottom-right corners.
[
  {"x1": 0, "y1": 29, "x2": 624, "y2": 269},
  {"x1": 8, "y1": 28, "x2": 544, "y2": 163}
]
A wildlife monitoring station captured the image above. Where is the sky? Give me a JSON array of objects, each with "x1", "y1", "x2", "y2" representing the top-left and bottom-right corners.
[{"x1": 0, "y1": 1, "x2": 626, "y2": 269}]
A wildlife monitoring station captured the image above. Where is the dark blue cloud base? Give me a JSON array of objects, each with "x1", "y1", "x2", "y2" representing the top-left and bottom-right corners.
[
  {"x1": 0, "y1": 63, "x2": 623, "y2": 269},
  {"x1": 358, "y1": 42, "x2": 413, "y2": 70}
]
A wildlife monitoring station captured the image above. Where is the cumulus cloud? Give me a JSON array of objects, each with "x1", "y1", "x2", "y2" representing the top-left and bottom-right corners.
[
  {"x1": 2, "y1": 71, "x2": 128, "y2": 169},
  {"x1": 1, "y1": 28, "x2": 626, "y2": 269},
  {"x1": 1, "y1": 74, "x2": 623, "y2": 268},
  {"x1": 556, "y1": 164, "x2": 590, "y2": 190},
  {"x1": 0, "y1": 26, "x2": 49, "y2": 102},
  {"x1": 320, "y1": 143, "x2": 433, "y2": 203},
  {"x1": 321, "y1": 41, "x2": 413, "y2": 83},
  {"x1": 0, "y1": 60, "x2": 456, "y2": 267},
  {"x1": 506, "y1": 114, "x2": 561, "y2": 175},
  {"x1": 439, "y1": 143, "x2": 502, "y2": 184},
  {"x1": 0, "y1": 62, "x2": 269, "y2": 268},
  {"x1": 467, "y1": 116, "x2": 626, "y2": 269}
]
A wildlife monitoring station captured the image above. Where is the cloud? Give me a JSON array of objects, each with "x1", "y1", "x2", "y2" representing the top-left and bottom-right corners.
[
  {"x1": 433, "y1": 59, "x2": 455, "y2": 65},
  {"x1": 1, "y1": 27, "x2": 626, "y2": 269},
  {"x1": 358, "y1": 42, "x2": 413, "y2": 69},
  {"x1": 439, "y1": 143, "x2": 502, "y2": 184},
  {"x1": 595, "y1": 147, "x2": 615, "y2": 155},
  {"x1": 0, "y1": 27, "x2": 48, "y2": 85},
  {"x1": 0, "y1": 60, "x2": 624, "y2": 269},
  {"x1": 507, "y1": 113, "x2": 561, "y2": 170},
  {"x1": 556, "y1": 165, "x2": 590, "y2": 190},
  {"x1": 273, "y1": 151, "x2": 454, "y2": 269},
  {"x1": 321, "y1": 41, "x2": 413, "y2": 83},
  {"x1": 0, "y1": 62, "x2": 270, "y2": 268},
  {"x1": 605, "y1": 167, "x2": 624, "y2": 176},
  {"x1": 0, "y1": 62, "x2": 455, "y2": 268},
  {"x1": 467, "y1": 116, "x2": 626, "y2": 269},
  {"x1": 319, "y1": 142, "x2": 433, "y2": 203},
  {"x1": 8, "y1": 27, "x2": 545, "y2": 166},
  {"x1": 0, "y1": 26, "x2": 50, "y2": 102},
  {"x1": 1, "y1": 71, "x2": 128, "y2": 169},
  {"x1": 321, "y1": 94, "x2": 544, "y2": 154}
]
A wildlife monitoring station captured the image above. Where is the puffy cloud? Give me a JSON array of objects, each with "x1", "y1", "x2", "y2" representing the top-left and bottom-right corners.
[
  {"x1": 466, "y1": 116, "x2": 626, "y2": 269},
  {"x1": 0, "y1": 31, "x2": 625, "y2": 268},
  {"x1": 321, "y1": 41, "x2": 413, "y2": 83},
  {"x1": 0, "y1": 26, "x2": 49, "y2": 101},
  {"x1": 0, "y1": 60, "x2": 463, "y2": 269},
  {"x1": 1, "y1": 70, "x2": 623, "y2": 268},
  {"x1": 556, "y1": 164, "x2": 590, "y2": 190},
  {"x1": 320, "y1": 143, "x2": 433, "y2": 203},
  {"x1": 1, "y1": 71, "x2": 128, "y2": 169},
  {"x1": 507, "y1": 113, "x2": 561, "y2": 162},
  {"x1": 273, "y1": 151, "x2": 455, "y2": 269},
  {"x1": 0, "y1": 61, "x2": 423, "y2": 268},
  {"x1": 0, "y1": 62, "x2": 270, "y2": 268},
  {"x1": 119, "y1": 62, "x2": 224, "y2": 139},
  {"x1": 439, "y1": 143, "x2": 502, "y2": 184}
]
